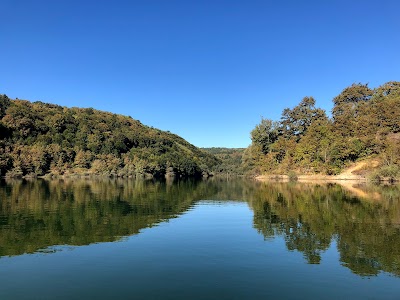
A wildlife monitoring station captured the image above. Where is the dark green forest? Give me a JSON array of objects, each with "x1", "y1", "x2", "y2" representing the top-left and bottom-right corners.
[
  {"x1": 0, "y1": 97, "x2": 219, "y2": 178},
  {"x1": 244, "y1": 81, "x2": 400, "y2": 180}
]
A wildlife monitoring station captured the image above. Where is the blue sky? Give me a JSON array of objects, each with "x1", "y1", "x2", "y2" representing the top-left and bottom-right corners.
[{"x1": 1, "y1": 0, "x2": 399, "y2": 148}]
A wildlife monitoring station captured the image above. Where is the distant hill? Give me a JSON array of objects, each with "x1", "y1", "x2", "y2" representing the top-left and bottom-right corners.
[
  {"x1": 202, "y1": 147, "x2": 246, "y2": 175},
  {"x1": 0, "y1": 95, "x2": 220, "y2": 178}
]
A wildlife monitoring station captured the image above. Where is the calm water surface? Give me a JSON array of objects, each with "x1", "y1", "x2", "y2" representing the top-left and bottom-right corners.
[{"x1": 1, "y1": 178, "x2": 400, "y2": 299}]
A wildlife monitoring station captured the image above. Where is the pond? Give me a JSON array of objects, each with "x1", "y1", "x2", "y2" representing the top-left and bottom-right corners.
[{"x1": 0, "y1": 178, "x2": 400, "y2": 299}]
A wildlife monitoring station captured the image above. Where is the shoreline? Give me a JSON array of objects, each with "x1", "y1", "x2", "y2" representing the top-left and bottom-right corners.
[{"x1": 255, "y1": 174, "x2": 399, "y2": 183}]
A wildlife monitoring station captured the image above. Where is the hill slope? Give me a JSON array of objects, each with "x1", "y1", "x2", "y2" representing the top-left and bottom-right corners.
[
  {"x1": 0, "y1": 96, "x2": 219, "y2": 178},
  {"x1": 202, "y1": 147, "x2": 246, "y2": 175}
]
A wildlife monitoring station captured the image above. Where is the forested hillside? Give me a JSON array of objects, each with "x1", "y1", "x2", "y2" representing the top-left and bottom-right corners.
[
  {"x1": 244, "y1": 81, "x2": 400, "y2": 180},
  {"x1": 1, "y1": 81, "x2": 399, "y2": 180},
  {"x1": 0, "y1": 96, "x2": 219, "y2": 178},
  {"x1": 202, "y1": 147, "x2": 246, "y2": 175}
]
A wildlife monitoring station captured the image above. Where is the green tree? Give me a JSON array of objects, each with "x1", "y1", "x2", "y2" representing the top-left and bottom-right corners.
[
  {"x1": 332, "y1": 83, "x2": 373, "y2": 137},
  {"x1": 372, "y1": 81, "x2": 400, "y2": 101},
  {"x1": 0, "y1": 94, "x2": 11, "y2": 118},
  {"x1": 251, "y1": 118, "x2": 279, "y2": 154},
  {"x1": 280, "y1": 96, "x2": 325, "y2": 139},
  {"x1": 294, "y1": 117, "x2": 336, "y2": 173}
]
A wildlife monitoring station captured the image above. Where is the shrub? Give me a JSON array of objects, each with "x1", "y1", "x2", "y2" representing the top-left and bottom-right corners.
[
  {"x1": 368, "y1": 171, "x2": 381, "y2": 184},
  {"x1": 288, "y1": 171, "x2": 298, "y2": 182},
  {"x1": 379, "y1": 165, "x2": 400, "y2": 179}
]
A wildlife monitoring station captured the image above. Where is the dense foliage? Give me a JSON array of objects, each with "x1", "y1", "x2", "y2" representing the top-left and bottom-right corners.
[
  {"x1": 202, "y1": 147, "x2": 246, "y2": 175},
  {"x1": 245, "y1": 81, "x2": 400, "y2": 177},
  {"x1": 0, "y1": 97, "x2": 219, "y2": 178}
]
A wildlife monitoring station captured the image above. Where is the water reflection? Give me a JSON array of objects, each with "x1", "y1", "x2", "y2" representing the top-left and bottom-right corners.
[
  {"x1": 250, "y1": 182, "x2": 400, "y2": 277},
  {"x1": 0, "y1": 178, "x2": 399, "y2": 278},
  {"x1": 0, "y1": 178, "x2": 217, "y2": 257}
]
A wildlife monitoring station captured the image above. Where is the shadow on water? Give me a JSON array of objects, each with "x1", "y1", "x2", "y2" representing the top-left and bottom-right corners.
[{"x1": 0, "y1": 177, "x2": 400, "y2": 277}]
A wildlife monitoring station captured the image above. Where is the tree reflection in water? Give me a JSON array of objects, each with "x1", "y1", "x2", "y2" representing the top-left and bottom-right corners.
[
  {"x1": 0, "y1": 178, "x2": 399, "y2": 277},
  {"x1": 250, "y1": 182, "x2": 400, "y2": 277}
]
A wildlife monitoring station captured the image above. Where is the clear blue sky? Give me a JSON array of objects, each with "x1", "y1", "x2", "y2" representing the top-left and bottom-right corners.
[{"x1": 1, "y1": 0, "x2": 399, "y2": 148}]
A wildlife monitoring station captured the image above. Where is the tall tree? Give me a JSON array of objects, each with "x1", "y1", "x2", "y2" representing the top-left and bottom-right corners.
[
  {"x1": 332, "y1": 83, "x2": 373, "y2": 137},
  {"x1": 251, "y1": 118, "x2": 279, "y2": 154},
  {"x1": 372, "y1": 81, "x2": 400, "y2": 101},
  {"x1": 0, "y1": 94, "x2": 11, "y2": 119},
  {"x1": 280, "y1": 96, "x2": 325, "y2": 139},
  {"x1": 294, "y1": 117, "x2": 336, "y2": 173}
]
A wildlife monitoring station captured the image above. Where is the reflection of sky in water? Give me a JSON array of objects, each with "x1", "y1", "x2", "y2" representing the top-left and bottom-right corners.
[
  {"x1": 1, "y1": 179, "x2": 400, "y2": 299},
  {"x1": 1, "y1": 200, "x2": 399, "y2": 299}
]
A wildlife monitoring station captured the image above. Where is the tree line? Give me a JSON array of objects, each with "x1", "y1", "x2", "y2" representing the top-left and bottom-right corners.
[
  {"x1": 244, "y1": 81, "x2": 400, "y2": 179},
  {"x1": 0, "y1": 97, "x2": 219, "y2": 178},
  {"x1": 202, "y1": 147, "x2": 246, "y2": 175}
]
